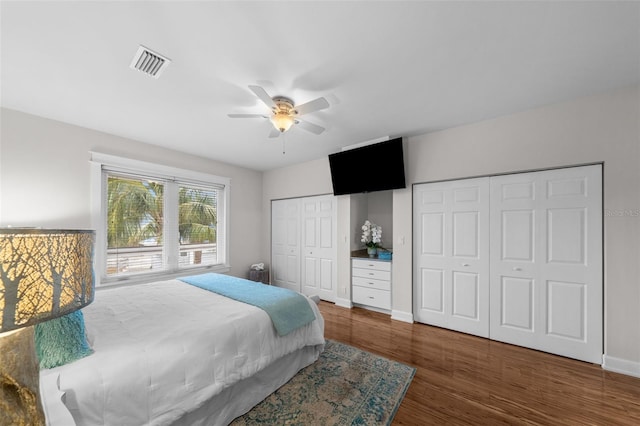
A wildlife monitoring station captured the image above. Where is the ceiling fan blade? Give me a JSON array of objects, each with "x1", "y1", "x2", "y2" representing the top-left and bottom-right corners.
[
  {"x1": 293, "y1": 97, "x2": 329, "y2": 116},
  {"x1": 248, "y1": 85, "x2": 276, "y2": 109},
  {"x1": 295, "y1": 119, "x2": 325, "y2": 135},
  {"x1": 227, "y1": 113, "x2": 268, "y2": 118},
  {"x1": 268, "y1": 127, "x2": 282, "y2": 138}
]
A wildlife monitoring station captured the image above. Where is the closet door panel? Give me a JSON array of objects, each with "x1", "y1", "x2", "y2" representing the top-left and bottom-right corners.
[
  {"x1": 490, "y1": 165, "x2": 602, "y2": 364},
  {"x1": 272, "y1": 195, "x2": 337, "y2": 301},
  {"x1": 546, "y1": 280, "x2": 586, "y2": 341},
  {"x1": 300, "y1": 195, "x2": 337, "y2": 302},
  {"x1": 452, "y1": 271, "x2": 479, "y2": 320},
  {"x1": 420, "y1": 268, "x2": 444, "y2": 313},
  {"x1": 414, "y1": 178, "x2": 490, "y2": 338},
  {"x1": 499, "y1": 276, "x2": 535, "y2": 331},
  {"x1": 271, "y1": 199, "x2": 301, "y2": 292},
  {"x1": 501, "y1": 209, "x2": 535, "y2": 262},
  {"x1": 413, "y1": 164, "x2": 602, "y2": 364}
]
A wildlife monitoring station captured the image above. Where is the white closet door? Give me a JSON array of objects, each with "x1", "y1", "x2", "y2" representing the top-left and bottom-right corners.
[
  {"x1": 414, "y1": 178, "x2": 490, "y2": 338},
  {"x1": 271, "y1": 198, "x2": 301, "y2": 292},
  {"x1": 489, "y1": 165, "x2": 602, "y2": 363},
  {"x1": 300, "y1": 195, "x2": 337, "y2": 302}
]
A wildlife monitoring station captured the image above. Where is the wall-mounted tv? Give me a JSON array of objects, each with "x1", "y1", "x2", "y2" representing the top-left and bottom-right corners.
[{"x1": 328, "y1": 137, "x2": 406, "y2": 195}]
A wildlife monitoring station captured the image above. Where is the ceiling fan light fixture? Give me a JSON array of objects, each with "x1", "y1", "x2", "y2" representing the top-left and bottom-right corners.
[
  {"x1": 229, "y1": 86, "x2": 327, "y2": 137},
  {"x1": 270, "y1": 112, "x2": 295, "y2": 133}
]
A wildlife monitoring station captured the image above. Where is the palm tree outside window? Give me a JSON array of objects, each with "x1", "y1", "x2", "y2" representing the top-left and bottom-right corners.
[{"x1": 106, "y1": 174, "x2": 220, "y2": 279}]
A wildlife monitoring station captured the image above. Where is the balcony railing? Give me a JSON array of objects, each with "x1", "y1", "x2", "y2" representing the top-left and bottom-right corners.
[{"x1": 106, "y1": 243, "x2": 217, "y2": 276}]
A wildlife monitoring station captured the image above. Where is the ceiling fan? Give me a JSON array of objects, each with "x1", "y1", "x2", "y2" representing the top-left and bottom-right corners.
[{"x1": 228, "y1": 85, "x2": 329, "y2": 138}]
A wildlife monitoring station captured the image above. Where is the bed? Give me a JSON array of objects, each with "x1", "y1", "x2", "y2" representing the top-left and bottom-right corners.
[{"x1": 39, "y1": 273, "x2": 326, "y2": 426}]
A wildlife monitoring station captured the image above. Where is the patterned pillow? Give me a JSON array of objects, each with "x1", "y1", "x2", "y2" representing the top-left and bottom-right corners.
[{"x1": 35, "y1": 310, "x2": 93, "y2": 369}]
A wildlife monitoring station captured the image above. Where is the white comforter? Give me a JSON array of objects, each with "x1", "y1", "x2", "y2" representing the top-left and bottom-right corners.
[{"x1": 40, "y1": 278, "x2": 325, "y2": 426}]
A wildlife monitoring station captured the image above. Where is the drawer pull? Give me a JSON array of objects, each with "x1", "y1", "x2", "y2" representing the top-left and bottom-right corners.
[
  {"x1": 369, "y1": 272, "x2": 374, "y2": 275},
  {"x1": 368, "y1": 296, "x2": 375, "y2": 299}
]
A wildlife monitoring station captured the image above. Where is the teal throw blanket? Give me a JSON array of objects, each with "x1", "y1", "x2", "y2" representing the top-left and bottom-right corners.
[{"x1": 179, "y1": 273, "x2": 316, "y2": 336}]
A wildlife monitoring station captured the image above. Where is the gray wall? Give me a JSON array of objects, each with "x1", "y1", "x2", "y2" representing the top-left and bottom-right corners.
[
  {"x1": 263, "y1": 85, "x2": 640, "y2": 372},
  {"x1": 0, "y1": 108, "x2": 264, "y2": 280},
  {"x1": 2, "y1": 83, "x2": 638, "y2": 372}
]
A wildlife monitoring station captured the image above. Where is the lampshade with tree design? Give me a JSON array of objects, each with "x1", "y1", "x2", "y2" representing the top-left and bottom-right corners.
[{"x1": 0, "y1": 229, "x2": 95, "y2": 426}]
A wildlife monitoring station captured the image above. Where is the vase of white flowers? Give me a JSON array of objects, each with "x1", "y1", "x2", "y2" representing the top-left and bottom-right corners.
[{"x1": 361, "y1": 220, "x2": 382, "y2": 257}]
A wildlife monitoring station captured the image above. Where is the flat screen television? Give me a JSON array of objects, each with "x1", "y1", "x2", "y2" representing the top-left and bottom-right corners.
[{"x1": 328, "y1": 137, "x2": 406, "y2": 195}]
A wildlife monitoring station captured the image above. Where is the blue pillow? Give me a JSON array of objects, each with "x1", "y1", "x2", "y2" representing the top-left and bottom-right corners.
[{"x1": 35, "y1": 310, "x2": 93, "y2": 369}]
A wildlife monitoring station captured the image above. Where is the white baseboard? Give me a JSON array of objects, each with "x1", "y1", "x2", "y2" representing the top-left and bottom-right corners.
[
  {"x1": 391, "y1": 310, "x2": 414, "y2": 323},
  {"x1": 334, "y1": 297, "x2": 352, "y2": 309},
  {"x1": 602, "y1": 355, "x2": 640, "y2": 378}
]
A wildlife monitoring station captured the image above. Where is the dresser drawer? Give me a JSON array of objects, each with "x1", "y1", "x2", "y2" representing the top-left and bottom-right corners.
[
  {"x1": 352, "y1": 286, "x2": 391, "y2": 310},
  {"x1": 352, "y1": 258, "x2": 391, "y2": 272},
  {"x1": 352, "y1": 275, "x2": 391, "y2": 291},
  {"x1": 352, "y1": 267, "x2": 391, "y2": 281}
]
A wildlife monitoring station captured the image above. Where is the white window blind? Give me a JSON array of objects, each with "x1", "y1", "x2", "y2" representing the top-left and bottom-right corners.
[{"x1": 89, "y1": 152, "x2": 230, "y2": 285}]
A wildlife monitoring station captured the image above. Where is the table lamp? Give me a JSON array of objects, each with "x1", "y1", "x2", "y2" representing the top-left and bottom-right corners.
[{"x1": 0, "y1": 229, "x2": 95, "y2": 426}]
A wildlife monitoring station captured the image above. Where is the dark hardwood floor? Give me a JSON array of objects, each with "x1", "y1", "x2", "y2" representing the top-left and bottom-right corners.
[{"x1": 318, "y1": 301, "x2": 640, "y2": 425}]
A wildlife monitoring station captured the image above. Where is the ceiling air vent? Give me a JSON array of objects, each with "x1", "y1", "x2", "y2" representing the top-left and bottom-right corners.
[{"x1": 130, "y1": 45, "x2": 171, "y2": 79}]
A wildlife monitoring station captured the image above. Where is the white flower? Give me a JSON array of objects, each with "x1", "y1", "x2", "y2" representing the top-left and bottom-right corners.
[{"x1": 361, "y1": 219, "x2": 382, "y2": 248}]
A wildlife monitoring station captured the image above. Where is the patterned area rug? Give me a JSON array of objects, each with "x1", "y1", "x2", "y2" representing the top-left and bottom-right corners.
[{"x1": 231, "y1": 339, "x2": 416, "y2": 425}]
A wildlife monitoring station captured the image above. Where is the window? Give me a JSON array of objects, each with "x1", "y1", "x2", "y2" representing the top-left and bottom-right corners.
[{"x1": 90, "y1": 153, "x2": 230, "y2": 285}]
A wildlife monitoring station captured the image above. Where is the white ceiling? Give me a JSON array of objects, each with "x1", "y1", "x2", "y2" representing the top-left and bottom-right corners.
[{"x1": 2, "y1": 1, "x2": 639, "y2": 171}]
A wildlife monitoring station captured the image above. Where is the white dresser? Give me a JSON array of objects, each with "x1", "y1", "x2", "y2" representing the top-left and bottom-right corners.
[{"x1": 351, "y1": 257, "x2": 391, "y2": 310}]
